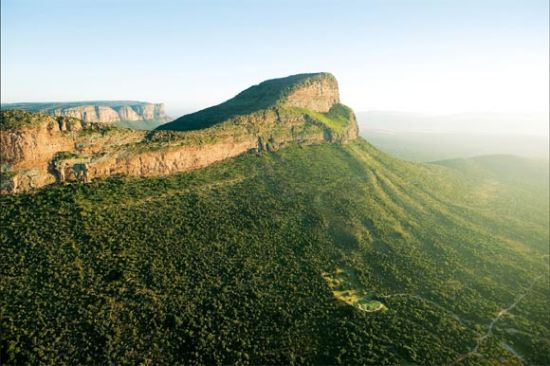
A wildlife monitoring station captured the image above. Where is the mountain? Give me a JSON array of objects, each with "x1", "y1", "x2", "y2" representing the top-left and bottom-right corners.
[
  {"x1": 1, "y1": 140, "x2": 548, "y2": 365},
  {"x1": 1, "y1": 73, "x2": 548, "y2": 365},
  {"x1": 0, "y1": 73, "x2": 358, "y2": 194},
  {"x1": 156, "y1": 72, "x2": 341, "y2": 131},
  {"x1": 1, "y1": 101, "x2": 171, "y2": 129}
]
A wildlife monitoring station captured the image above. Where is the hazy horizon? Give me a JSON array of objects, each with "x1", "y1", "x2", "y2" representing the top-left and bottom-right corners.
[
  {"x1": 2, "y1": 2, "x2": 549, "y2": 365},
  {"x1": 2, "y1": 0, "x2": 549, "y2": 126}
]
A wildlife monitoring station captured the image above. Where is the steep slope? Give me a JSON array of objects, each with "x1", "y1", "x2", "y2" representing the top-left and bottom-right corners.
[
  {"x1": 0, "y1": 110, "x2": 147, "y2": 193},
  {"x1": 1, "y1": 101, "x2": 171, "y2": 127},
  {"x1": 0, "y1": 73, "x2": 358, "y2": 193},
  {"x1": 1, "y1": 140, "x2": 548, "y2": 365},
  {"x1": 157, "y1": 72, "x2": 341, "y2": 131}
]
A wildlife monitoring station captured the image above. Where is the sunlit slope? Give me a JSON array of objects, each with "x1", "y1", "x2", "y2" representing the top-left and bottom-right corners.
[
  {"x1": 156, "y1": 72, "x2": 341, "y2": 132},
  {"x1": 1, "y1": 139, "x2": 548, "y2": 365}
]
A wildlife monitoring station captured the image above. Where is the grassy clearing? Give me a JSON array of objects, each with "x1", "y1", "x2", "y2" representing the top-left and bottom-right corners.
[
  {"x1": 322, "y1": 267, "x2": 387, "y2": 313},
  {"x1": 288, "y1": 103, "x2": 352, "y2": 133}
]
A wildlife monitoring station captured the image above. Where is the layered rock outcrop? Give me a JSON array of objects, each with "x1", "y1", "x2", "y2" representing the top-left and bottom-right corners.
[
  {"x1": 0, "y1": 111, "x2": 147, "y2": 192},
  {"x1": 1, "y1": 73, "x2": 358, "y2": 194},
  {"x1": 1, "y1": 101, "x2": 170, "y2": 124},
  {"x1": 157, "y1": 72, "x2": 342, "y2": 131},
  {"x1": 280, "y1": 73, "x2": 340, "y2": 112}
]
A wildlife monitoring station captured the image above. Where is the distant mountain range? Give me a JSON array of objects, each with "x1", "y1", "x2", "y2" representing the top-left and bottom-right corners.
[{"x1": 1, "y1": 101, "x2": 171, "y2": 129}]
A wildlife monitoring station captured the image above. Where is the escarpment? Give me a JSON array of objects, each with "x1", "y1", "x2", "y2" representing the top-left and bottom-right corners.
[
  {"x1": 1, "y1": 101, "x2": 170, "y2": 125},
  {"x1": 1, "y1": 73, "x2": 358, "y2": 194},
  {"x1": 0, "y1": 111, "x2": 147, "y2": 193},
  {"x1": 280, "y1": 73, "x2": 340, "y2": 112},
  {"x1": 157, "y1": 72, "x2": 342, "y2": 131}
]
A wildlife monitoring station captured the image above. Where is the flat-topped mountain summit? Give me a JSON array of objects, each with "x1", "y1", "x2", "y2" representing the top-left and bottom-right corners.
[
  {"x1": 158, "y1": 72, "x2": 340, "y2": 131},
  {"x1": 0, "y1": 73, "x2": 358, "y2": 193}
]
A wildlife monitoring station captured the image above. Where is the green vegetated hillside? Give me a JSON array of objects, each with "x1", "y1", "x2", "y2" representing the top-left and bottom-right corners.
[
  {"x1": 112, "y1": 119, "x2": 165, "y2": 130},
  {"x1": 1, "y1": 139, "x2": 549, "y2": 365}
]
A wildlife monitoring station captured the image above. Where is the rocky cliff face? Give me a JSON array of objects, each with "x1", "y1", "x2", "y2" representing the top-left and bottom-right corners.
[
  {"x1": 157, "y1": 72, "x2": 343, "y2": 131},
  {"x1": 1, "y1": 73, "x2": 358, "y2": 194},
  {"x1": 1, "y1": 101, "x2": 170, "y2": 124},
  {"x1": 0, "y1": 111, "x2": 147, "y2": 193},
  {"x1": 280, "y1": 73, "x2": 340, "y2": 112}
]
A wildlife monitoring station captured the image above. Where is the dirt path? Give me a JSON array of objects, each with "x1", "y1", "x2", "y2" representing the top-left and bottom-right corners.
[{"x1": 448, "y1": 275, "x2": 543, "y2": 365}]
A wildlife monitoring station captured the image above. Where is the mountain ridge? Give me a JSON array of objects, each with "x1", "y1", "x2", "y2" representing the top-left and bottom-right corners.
[
  {"x1": 157, "y1": 72, "x2": 340, "y2": 131},
  {"x1": 1, "y1": 100, "x2": 171, "y2": 126},
  {"x1": 0, "y1": 73, "x2": 358, "y2": 193}
]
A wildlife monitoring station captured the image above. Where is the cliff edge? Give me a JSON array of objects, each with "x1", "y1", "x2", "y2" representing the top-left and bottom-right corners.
[
  {"x1": 1, "y1": 73, "x2": 358, "y2": 194},
  {"x1": 1, "y1": 101, "x2": 170, "y2": 127},
  {"x1": 157, "y1": 72, "x2": 340, "y2": 131}
]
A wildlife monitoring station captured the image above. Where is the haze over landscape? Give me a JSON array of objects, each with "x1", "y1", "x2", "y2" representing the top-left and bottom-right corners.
[
  {"x1": 2, "y1": 0, "x2": 548, "y2": 115},
  {"x1": 1, "y1": 1, "x2": 548, "y2": 365}
]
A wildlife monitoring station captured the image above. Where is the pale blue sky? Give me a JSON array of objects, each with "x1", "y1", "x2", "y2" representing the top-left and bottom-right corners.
[{"x1": 1, "y1": 0, "x2": 548, "y2": 115}]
